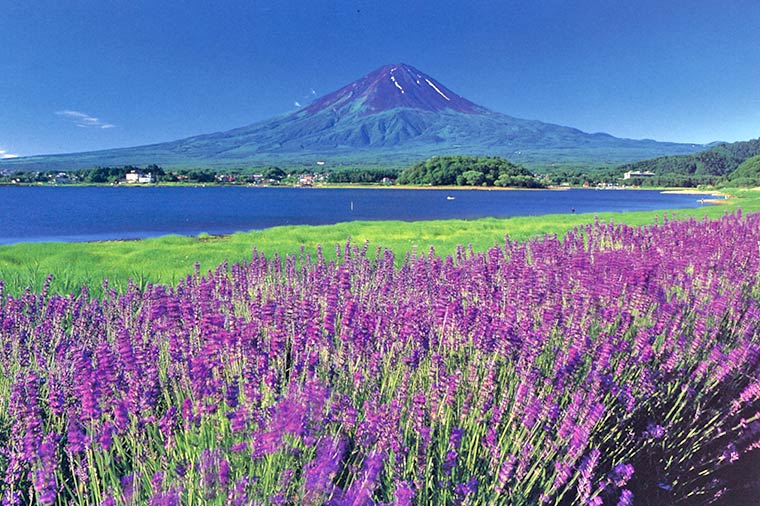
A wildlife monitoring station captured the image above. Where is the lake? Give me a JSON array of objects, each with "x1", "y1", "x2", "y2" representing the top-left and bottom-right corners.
[{"x1": 0, "y1": 186, "x2": 709, "y2": 245}]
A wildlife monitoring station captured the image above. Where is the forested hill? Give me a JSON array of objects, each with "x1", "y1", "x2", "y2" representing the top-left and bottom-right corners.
[
  {"x1": 613, "y1": 137, "x2": 760, "y2": 185},
  {"x1": 397, "y1": 155, "x2": 544, "y2": 187},
  {"x1": 726, "y1": 155, "x2": 760, "y2": 186}
]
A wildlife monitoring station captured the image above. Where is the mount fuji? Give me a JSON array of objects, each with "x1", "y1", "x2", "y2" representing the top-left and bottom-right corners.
[{"x1": 2, "y1": 63, "x2": 703, "y2": 170}]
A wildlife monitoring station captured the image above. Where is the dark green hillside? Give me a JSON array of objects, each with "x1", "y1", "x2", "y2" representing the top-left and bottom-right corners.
[
  {"x1": 724, "y1": 155, "x2": 760, "y2": 186},
  {"x1": 397, "y1": 155, "x2": 544, "y2": 187},
  {"x1": 613, "y1": 138, "x2": 760, "y2": 186}
]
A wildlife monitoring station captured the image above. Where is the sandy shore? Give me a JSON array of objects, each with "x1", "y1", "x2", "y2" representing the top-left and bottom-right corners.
[
  {"x1": 659, "y1": 189, "x2": 732, "y2": 205},
  {"x1": 660, "y1": 189, "x2": 728, "y2": 196}
]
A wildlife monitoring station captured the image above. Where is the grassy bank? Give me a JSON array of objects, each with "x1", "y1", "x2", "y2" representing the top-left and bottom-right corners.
[{"x1": 1, "y1": 189, "x2": 758, "y2": 297}]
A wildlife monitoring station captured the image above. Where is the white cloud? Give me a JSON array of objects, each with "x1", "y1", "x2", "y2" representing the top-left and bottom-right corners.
[
  {"x1": 293, "y1": 89, "x2": 318, "y2": 109},
  {"x1": 56, "y1": 110, "x2": 115, "y2": 129},
  {"x1": 0, "y1": 148, "x2": 18, "y2": 159}
]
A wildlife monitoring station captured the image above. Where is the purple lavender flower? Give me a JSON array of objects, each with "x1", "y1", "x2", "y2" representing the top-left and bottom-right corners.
[
  {"x1": 218, "y1": 459, "x2": 232, "y2": 487},
  {"x1": 576, "y1": 448, "x2": 601, "y2": 501},
  {"x1": 302, "y1": 436, "x2": 346, "y2": 504},
  {"x1": 610, "y1": 463, "x2": 635, "y2": 488},
  {"x1": 617, "y1": 489, "x2": 634, "y2": 506},
  {"x1": 227, "y1": 407, "x2": 248, "y2": 433},
  {"x1": 66, "y1": 419, "x2": 87, "y2": 454},
  {"x1": 393, "y1": 481, "x2": 415, "y2": 506},
  {"x1": 454, "y1": 477, "x2": 478, "y2": 501},
  {"x1": 721, "y1": 443, "x2": 739, "y2": 463},
  {"x1": 225, "y1": 380, "x2": 240, "y2": 408},
  {"x1": 181, "y1": 398, "x2": 197, "y2": 426},
  {"x1": 113, "y1": 400, "x2": 131, "y2": 433},
  {"x1": 151, "y1": 471, "x2": 164, "y2": 495},
  {"x1": 449, "y1": 427, "x2": 465, "y2": 450},
  {"x1": 229, "y1": 477, "x2": 250, "y2": 506},
  {"x1": 339, "y1": 451, "x2": 385, "y2": 505},
  {"x1": 494, "y1": 454, "x2": 517, "y2": 495},
  {"x1": 32, "y1": 434, "x2": 58, "y2": 505},
  {"x1": 120, "y1": 473, "x2": 137, "y2": 504},
  {"x1": 644, "y1": 423, "x2": 666, "y2": 440},
  {"x1": 148, "y1": 490, "x2": 181, "y2": 506},
  {"x1": 99, "y1": 421, "x2": 114, "y2": 452}
]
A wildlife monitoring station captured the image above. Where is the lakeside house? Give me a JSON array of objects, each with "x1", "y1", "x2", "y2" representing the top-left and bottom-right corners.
[
  {"x1": 216, "y1": 174, "x2": 236, "y2": 183},
  {"x1": 125, "y1": 170, "x2": 154, "y2": 184},
  {"x1": 53, "y1": 172, "x2": 72, "y2": 184}
]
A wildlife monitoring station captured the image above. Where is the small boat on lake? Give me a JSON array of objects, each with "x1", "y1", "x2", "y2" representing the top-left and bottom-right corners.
[{"x1": 446, "y1": 195, "x2": 456, "y2": 200}]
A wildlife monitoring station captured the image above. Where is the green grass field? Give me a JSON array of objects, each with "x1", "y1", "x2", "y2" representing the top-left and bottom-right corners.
[{"x1": 1, "y1": 189, "x2": 758, "y2": 297}]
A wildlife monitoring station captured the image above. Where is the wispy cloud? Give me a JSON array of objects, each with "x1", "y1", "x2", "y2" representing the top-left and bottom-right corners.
[
  {"x1": 293, "y1": 88, "x2": 318, "y2": 109},
  {"x1": 0, "y1": 148, "x2": 19, "y2": 159},
  {"x1": 56, "y1": 110, "x2": 115, "y2": 129}
]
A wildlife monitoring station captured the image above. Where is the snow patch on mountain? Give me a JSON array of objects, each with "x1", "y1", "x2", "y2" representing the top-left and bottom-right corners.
[
  {"x1": 425, "y1": 79, "x2": 450, "y2": 101},
  {"x1": 390, "y1": 75, "x2": 405, "y2": 93}
]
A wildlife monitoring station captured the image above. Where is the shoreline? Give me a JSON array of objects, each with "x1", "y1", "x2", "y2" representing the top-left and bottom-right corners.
[
  {"x1": 0, "y1": 182, "x2": 729, "y2": 193},
  {"x1": 660, "y1": 189, "x2": 731, "y2": 205},
  {"x1": 660, "y1": 189, "x2": 728, "y2": 196}
]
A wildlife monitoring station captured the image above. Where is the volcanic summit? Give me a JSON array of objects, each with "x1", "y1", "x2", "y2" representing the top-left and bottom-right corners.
[{"x1": 304, "y1": 63, "x2": 487, "y2": 116}]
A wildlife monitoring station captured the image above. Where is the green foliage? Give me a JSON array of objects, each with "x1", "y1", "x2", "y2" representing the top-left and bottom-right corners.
[
  {"x1": 625, "y1": 174, "x2": 718, "y2": 188},
  {"x1": 397, "y1": 155, "x2": 544, "y2": 187},
  {"x1": 0, "y1": 165, "x2": 168, "y2": 184},
  {"x1": 326, "y1": 167, "x2": 400, "y2": 184},
  {"x1": 612, "y1": 138, "x2": 760, "y2": 185},
  {"x1": 459, "y1": 169, "x2": 484, "y2": 186},
  {"x1": 262, "y1": 166, "x2": 287, "y2": 181},
  {"x1": 723, "y1": 155, "x2": 760, "y2": 186}
]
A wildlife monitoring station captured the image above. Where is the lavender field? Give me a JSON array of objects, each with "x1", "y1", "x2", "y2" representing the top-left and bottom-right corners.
[{"x1": 1, "y1": 212, "x2": 760, "y2": 505}]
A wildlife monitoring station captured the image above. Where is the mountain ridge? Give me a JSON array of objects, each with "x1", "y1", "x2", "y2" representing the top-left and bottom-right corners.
[
  {"x1": 1, "y1": 63, "x2": 705, "y2": 171},
  {"x1": 612, "y1": 137, "x2": 760, "y2": 184}
]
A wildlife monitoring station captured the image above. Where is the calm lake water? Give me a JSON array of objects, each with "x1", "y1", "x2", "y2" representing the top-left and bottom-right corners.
[{"x1": 0, "y1": 186, "x2": 708, "y2": 245}]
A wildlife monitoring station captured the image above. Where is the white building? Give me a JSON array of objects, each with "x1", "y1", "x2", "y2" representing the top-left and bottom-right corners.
[
  {"x1": 623, "y1": 170, "x2": 655, "y2": 180},
  {"x1": 126, "y1": 171, "x2": 154, "y2": 184}
]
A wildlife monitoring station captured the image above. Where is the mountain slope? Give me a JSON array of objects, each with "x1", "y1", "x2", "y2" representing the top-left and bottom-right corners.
[
  {"x1": 724, "y1": 154, "x2": 760, "y2": 186},
  {"x1": 613, "y1": 138, "x2": 760, "y2": 180},
  {"x1": 1, "y1": 63, "x2": 704, "y2": 171}
]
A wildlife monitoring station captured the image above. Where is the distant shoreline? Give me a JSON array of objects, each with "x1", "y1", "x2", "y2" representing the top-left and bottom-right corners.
[{"x1": 0, "y1": 182, "x2": 728, "y2": 193}]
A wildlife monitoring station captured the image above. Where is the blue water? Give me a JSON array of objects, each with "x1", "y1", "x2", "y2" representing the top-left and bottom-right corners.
[{"x1": 0, "y1": 186, "x2": 708, "y2": 245}]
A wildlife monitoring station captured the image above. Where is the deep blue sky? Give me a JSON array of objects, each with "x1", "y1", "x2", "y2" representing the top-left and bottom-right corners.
[{"x1": 2, "y1": 0, "x2": 760, "y2": 158}]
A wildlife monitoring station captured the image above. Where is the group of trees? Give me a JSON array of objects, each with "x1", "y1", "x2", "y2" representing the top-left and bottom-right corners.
[
  {"x1": 0, "y1": 165, "x2": 291, "y2": 185},
  {"x1": 326, "y1": 168, "x2": 400, "y2": 184},
  {"x1": 83, "y1": 165, "x2": 165, "y2": 183},
  {"x1": 613, "y1": 138, "x2": 760, "y2": 183},
  {"x1": 723, "y1": 155, "x2": 760, "y2": 187},
  {"x1": 397, "y1": 155, "x2": 545, "y2": 188},
  {"x1": 541, "y1": 168, "x2": 621, "y2": 187},
  {"x1": 0, "y1": 164, "x2": 404, "y2": 186},
  {"x1": 622, "y1": 174, "x2": 720, "y2": 187}
]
